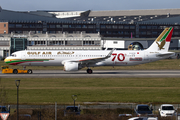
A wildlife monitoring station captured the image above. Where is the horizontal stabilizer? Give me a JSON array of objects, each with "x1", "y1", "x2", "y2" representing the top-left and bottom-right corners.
[{"x1": 156, "y1": 52, "x2": 175, "y2": 57}]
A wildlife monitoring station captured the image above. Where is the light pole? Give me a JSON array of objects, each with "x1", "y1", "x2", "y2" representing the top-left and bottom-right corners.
[
  {"x1": 15, "y1": 80, "x2": 20, "y2": 120},
  {"x1": 71, "y1": 95, "x2": 77, "y2": 112}
]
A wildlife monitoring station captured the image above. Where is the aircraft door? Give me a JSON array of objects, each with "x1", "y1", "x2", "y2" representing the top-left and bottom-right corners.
[
  {"x1": 144, "y1": 51, "x2": 149, "y2": 61},
  {"x1": 21, "y1": 51, "x2": 26, "y2": 60}
]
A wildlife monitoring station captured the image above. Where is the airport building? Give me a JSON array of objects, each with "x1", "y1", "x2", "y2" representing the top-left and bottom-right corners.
[{"x1": 0, "y1": 6, "x2": 180, "y2": 59}]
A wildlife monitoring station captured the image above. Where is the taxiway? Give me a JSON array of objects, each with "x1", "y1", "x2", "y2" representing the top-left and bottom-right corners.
[{"x1": 0, "y1": 70, "x2": 180, "y2": 78}]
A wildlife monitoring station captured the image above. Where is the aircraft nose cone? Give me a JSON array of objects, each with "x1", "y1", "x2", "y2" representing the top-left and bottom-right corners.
[
  {"x1": 4, "y1": 57, "x2": 9, "y2": 63},
  {"x1": 4, "y1": 58, "x2": 7, "y2": 62}
]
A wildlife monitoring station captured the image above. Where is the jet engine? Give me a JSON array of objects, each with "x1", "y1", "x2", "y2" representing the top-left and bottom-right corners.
[{"x1": 63, "y1": 62, "x2": 82, "y2": 71}]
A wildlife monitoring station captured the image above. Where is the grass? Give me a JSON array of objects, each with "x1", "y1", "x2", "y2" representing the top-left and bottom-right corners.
[
  {"x1": 1, "y1": 77, "x2": 180, "y2": 105},
  {"x1": 1, "y1": 59, "x2": 180, "y2": 70},
  {"x1": 0, "y1": 59, "x2": 180, "y2": 105}
]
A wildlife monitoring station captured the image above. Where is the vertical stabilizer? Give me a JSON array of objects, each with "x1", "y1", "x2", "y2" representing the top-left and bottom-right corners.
[{"x1": 146, "y1": 27, "x2": 174, "y2": 52}]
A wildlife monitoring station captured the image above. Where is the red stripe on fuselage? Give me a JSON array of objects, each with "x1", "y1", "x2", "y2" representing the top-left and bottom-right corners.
[{"x1": 9, "y1": 61, "x2": 44, "y2": 65}]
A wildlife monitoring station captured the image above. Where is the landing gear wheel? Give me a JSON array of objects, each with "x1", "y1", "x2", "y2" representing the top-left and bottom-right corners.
[
  {"x1": 13, "y1": 69, "x2": 18, "y2": 74},
  {"x1": 27, "y1": 69, "x2": 33, "y2": 74},
  {"x1": 87, "y1": 69, "x2": 93, "y2": 74}
]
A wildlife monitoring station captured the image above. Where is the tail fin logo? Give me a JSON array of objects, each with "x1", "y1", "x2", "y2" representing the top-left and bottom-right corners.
[
  {"x1": 156, "y1": 39, "x2": 165, "y2": 50},
  {"x1": 146, "y1": 27, "x2": 173, "y2": 52}
]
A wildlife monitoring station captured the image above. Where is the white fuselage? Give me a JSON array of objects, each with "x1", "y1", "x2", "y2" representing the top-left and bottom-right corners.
[
  {"x1": 4, "y1": 27, "x2": 175, "y2": 73},
  {"x1": 5, "y1": 49, "x2": 165, "y2": 67}
]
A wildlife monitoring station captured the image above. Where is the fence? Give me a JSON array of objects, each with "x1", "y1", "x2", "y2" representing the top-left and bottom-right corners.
[{"x1": 4, "y1": 103, "x2": 180, "y2": 120}]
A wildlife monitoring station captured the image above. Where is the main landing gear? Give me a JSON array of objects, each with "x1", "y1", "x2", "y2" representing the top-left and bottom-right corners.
[{"x1": 87, "y1": 68, "x2": 93, "y2": 74}]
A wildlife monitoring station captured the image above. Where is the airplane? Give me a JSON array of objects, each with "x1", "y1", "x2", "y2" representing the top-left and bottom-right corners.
[{"x1": 4, "y1": 27, "x2": 175, "y2": 74}]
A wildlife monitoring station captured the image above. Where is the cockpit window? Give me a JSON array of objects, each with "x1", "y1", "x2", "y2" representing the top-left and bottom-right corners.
[{"x1": 11, "y1": 54, "x2": 16, "y2": 57}]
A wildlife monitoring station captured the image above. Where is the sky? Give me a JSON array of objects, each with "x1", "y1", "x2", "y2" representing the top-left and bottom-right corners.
[{"x1": 1, "y1": 0, "x2": 180, "y2": 11}]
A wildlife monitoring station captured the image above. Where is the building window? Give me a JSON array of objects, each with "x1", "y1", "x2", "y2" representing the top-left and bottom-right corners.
[
  {"x1": 36, "y1": 24, "x2": 42, "y2": 28},
  {"x1": 112, "y1": 25, "x2": 117, "y2": 29},
  {"x1": 152, "y1": 26, "x2": 158, "y2": 29},
  {"x1": 62, "y1": 25, "x2": 68, "y2": 28},
  {"x1": 41, "y1": 41, "x2": 46, "y2": 45},
  {"x1": 124, "y1": 25, "x2": 129, "y2": 29},
  {"x1": 106, "y1": 25, "x2": 111, "y2": 29},
  {"x1": 140, "y1": 31, "x2": 146, "y2": 35},
  {"x1": 9, "y1": 24, "x2": 15, "y2": 28},
  {"x1": 140, "y1": 26, "x2": 146, "y2": 29},
  {"x1": 159, "y1": 26, "x2": 166, "y2": 29},
  {"x1": 124, "y1": 31, "x2": 130, "y2": 35},
  {"x1": 147, "y1": 26, "x2": 152, "y2": 29},
  {"x1": 174, "y1": 32, "x2": 179, "y2": 35},
  {"x1": 23, "y1": 24, "x2": 29, "y2": 28},
  {"x1": 118, "y1": 31, "x2": 123, "y2": 35},
  {"x1": 152, "y1": 31, "x2": 157, "y2": 35},
  {"x1": 50, "y1": 25, "x2": 55, "y2": 28},
  {"x1": 69, "y1": 25, "x2": 75, "y2": 28},
  {"x1": 82, "y1": 25, "x2": 87, "y2": 28},
  {"x1": 174, "y1": 26, "x2": 180, "y2": 29},
  {"x1": 36, "y1": 31, "x2": 42, "y2": 34},
  {"x1": 3, "y1": 50, "x2": 9, "y2": 58},
  {"x1": 147, "y1": 31, "x2": 151, "y2": 35},
  {"x1": 28, "y1": 41, "x2": 32, "y2": 46},
  {"x1": 101, "y1": 25, "x2": 106, "y2": 29},
  {"x1": 83, "y1": 41, "x2": 94, "y2": 45},
  {"x1": 119, "y1": 25, "x2": 123, "y2": 29},
  {"x1": 49, "y1": 31, "x2": 55, "y2": 33},
  {"x1": 56, "y1": 25, "x2": 61, "y2": 28},
  {"x1": 29, "y1": 24, "x2": 36, "y2": 28},
  {"x1": 88, "y1": 25, "x2": 94, "y2": 28},
  {"x1": 15, "y1": 31, "x2": 23, "y2": 33},
  {"x1": 76, "y1": 25, "x2": 81, "y2": 28},
  {"x1": 112, "y1": 31, "x2": 118, "y2": 34},
  {"x1": 32, "y1": 41, "x2": 34, "y2": 45},
  {"x1": 106, "y1": 31, "x2": 112, "y2": 34},
  {"x1": 4, "y1": 24, "x2": 6, "y2": 27},
  {"x1": 113, "y1": 41, "x2": 118, "y2": 44},
  {"x1": 130, "y1": 25, "x2": 135, "y2": 29},
  {"x1": 16, "y1": 24, "x2": 22, "y2": 28}
]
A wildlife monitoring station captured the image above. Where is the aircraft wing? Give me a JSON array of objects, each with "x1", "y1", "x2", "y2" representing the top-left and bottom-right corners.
[
  {"x1": 63, "y1": 48, "x2": 115, "y2": 64},
  {"x1": 156, "y1": 52, "x2": 175, "y2": 57},
  {"x1": 78, "y1": 48, "x2": 115, "y2": 63}
]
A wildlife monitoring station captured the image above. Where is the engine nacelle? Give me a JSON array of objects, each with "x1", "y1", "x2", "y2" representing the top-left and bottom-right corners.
[{"x1": 63, "y1": 62, "x2": 82, "y2": 71}]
